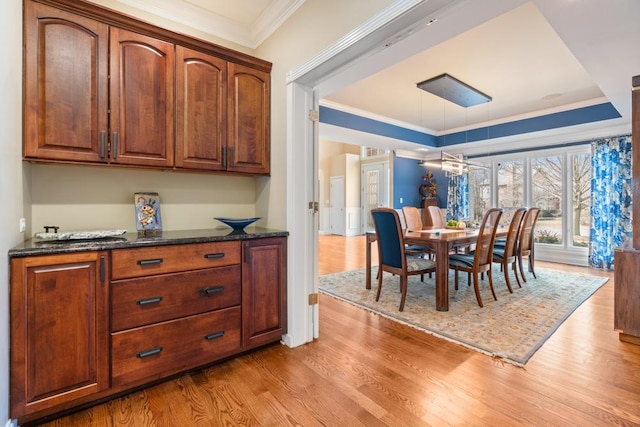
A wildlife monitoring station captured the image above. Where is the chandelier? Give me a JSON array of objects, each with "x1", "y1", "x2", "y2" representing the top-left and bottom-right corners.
[{"x1": 419, "y1": 152, "x2": 488, "y2": 176}]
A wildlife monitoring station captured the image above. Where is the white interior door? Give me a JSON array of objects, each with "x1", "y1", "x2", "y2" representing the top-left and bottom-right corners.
[
  {"x1": 361, "y1": 162, "x2": 389, "y2": 232},
  {"x1": 330, "y1": 175, "x2": 346, "y2": 235}
]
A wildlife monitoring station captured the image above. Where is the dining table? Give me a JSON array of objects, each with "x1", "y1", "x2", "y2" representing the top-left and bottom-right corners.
[{"x1": 365, "y1": 226, "x2": 508, "y2": 312}]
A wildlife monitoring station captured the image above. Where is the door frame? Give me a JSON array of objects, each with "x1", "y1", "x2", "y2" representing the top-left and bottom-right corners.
[{"x1": 284, "y1": 0, "x2": 456, "y2": 347}]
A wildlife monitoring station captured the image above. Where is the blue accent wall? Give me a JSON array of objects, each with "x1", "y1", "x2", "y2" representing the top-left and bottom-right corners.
[
  {"x1": 436, "y1": 103, "x2": 620, "y2": 146},
  {"x1": 320, "y1": 106, "x2": 437, "y2": 147},
  {"x1": 320, "y1": 102, "x2": 619, "y2": 148},
  {"x1": 392, "y1": 155, "x2": 448, "y2": 209}
]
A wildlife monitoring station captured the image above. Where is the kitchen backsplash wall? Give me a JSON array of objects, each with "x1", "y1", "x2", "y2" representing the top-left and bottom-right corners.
[{"x1": 30, "y1": 163, "x2": 257, "y2": 234}]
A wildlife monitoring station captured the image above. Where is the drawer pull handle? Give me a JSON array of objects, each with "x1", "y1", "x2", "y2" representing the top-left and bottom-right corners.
[
  {"x1": 204, "y1": 253, "x2": 225, "y2": 259},
  {"x1": 137, "y1": 258, "x2": 163, "y2": 266},
  {"x1": 137, "y1": 296, "x2": 163, "y2": 306},
  {"x1": 202, "y1": 286, "x2": 224, "y2": 296},
  {"x1": 205, "y1": 331, "x2": 224, "y2": 341},
  {"x1": 137, "y1": 346, "x2": 163, "y2": 358}
]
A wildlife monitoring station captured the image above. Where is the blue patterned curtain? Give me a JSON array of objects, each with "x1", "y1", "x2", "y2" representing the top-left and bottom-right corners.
[
  {"x1": 589, "y1": 135, "x2": 632, "y2": 270},
  {"x1": 446, "y1": 173, "x2": 469, "y2": 221}
]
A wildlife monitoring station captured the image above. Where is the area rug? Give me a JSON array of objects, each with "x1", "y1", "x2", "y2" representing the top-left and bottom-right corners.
[{"x1": 319, "y1": 267, "x2": 608, "y2": 366}]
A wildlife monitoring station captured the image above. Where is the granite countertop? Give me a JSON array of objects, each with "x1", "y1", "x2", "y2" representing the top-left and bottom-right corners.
[{"x1": 9, "y1": 227, "x2": 289, "y2": 258}]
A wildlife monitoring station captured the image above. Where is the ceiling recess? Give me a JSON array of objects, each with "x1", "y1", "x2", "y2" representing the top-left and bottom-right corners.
[{"x1": 417, "y1": 73, "x2": 492, "y2": 107}]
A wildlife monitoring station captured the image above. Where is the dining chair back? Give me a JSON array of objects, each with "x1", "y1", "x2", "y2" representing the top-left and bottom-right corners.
[
  {"x1": 492, "y1": 207, "x2": 526, "y2": 293},
  {"x1": 517, "y1": 207, "x2": 541, "y2": 282},
  {"x1": 427, "y1": 206, "x2": 445, "y2": 228},
  {"x1": 448, "y1": 208, "x2": 503, "y2": 307},
  {"x1": 371, "y1": 208, "x2": 436, "y2": 311},
  {"x1": 402, "y1": 206, "x2": 423, "y2": 230},
  {"x1": 401, "y1": 206, "x2": 433, "y2": 260}
]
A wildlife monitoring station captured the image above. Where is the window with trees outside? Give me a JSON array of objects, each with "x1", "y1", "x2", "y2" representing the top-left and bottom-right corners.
[{"x1": 467, "y1": 146, "x2": 591, "y2": 264}]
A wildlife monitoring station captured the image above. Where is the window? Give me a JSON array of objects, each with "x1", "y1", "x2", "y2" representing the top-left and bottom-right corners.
[
  {"x1": 361, "y1": 147, "x2": 389, "y2": 159},
  {"x1": 468, "y1": 165, "x2": 491, "y2": 223},
  {"x1": 571, "y1": 152, "x2": 591, "y2": 248},
  {"x1": 531, "y1": 155, "x2": 563, "y2": 245},
  {"x1": 497, "y1": 160, "x2": 524, "y2": 208},
  {"x1": 467, "y1": 145, "x2": 591, "y2": 265}
]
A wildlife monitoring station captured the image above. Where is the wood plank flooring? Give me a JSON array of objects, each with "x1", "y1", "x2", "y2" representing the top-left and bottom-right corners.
[{"x1": 35, "y1": 234, "x2": 640, "y2": 427}]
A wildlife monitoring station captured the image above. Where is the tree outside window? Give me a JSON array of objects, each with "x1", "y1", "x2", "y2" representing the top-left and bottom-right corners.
[
  {"x1": 532, "y1": 156, "x2": 563, "y2": 245},
  {"x1": 468, "y1": 165, "x2": 491, "y2": 223}
]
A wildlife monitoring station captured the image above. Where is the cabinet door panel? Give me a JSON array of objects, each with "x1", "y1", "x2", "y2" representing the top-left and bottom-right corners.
[
  {"x1": 242, "y1": 237, "x2": 286, "y2": 349},
  {"x1": 110, "y1": 28, "x2": 174, "y2": 167},
  {"x1": 10, "y1": 252, "x2": 109, "y2": 418},
  {"x1": 228, "y1": 63, "x2": 270, "y2": 175},
  {"x1": 614, "y1": 250, "x2": 640, "y2": 337},
  {"x1": 24, "y1": 2, "x2": 108, "y2": 162},
  {"x1": 176, "y1": 46, "x2": 227, "y2": 170}
]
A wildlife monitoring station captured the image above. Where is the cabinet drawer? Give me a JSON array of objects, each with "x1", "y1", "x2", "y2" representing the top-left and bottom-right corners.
[
  {"x1": 111, "y1": 241, "x2": 240, "y2": 279},
  {"x1": 111, "y1": 265, "x2": 241, "y2": 332},
  {"x1": 111, "y1": 307, "x2": 241, "y2": 387}
]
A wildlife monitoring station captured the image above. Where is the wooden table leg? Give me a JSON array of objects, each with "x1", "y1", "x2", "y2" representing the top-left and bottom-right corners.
[
  {"x1": 435, "y1": 241, "x2": 449, "y2": 311},
  {"x1": 365, "y1": 233, "x2": 373, "y2": 289}
]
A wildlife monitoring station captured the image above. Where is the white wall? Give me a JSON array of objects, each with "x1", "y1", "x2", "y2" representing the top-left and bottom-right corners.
[
  {"x1": 0, "y1": 1, "x2": 25, "y2": 423},
  {"x1": 254, "y1": 0, "x2": 396, "y2": 229},
  {"x1": 30, "y1": 165, "x2": 257, "y2": 232}
]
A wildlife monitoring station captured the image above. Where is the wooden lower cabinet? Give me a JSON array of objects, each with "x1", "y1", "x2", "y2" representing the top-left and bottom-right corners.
[
  {"x1": 10, "y1": 237, "x2": 287, "y2": 423},
  {"x1": 614, "y1": 249, "x2": 640, "y2": 343},
  {"x1": 10, "y1": 251, "x2": 110, "y2": 420},
  {"x1": 242, "y1": 237, "x2": 287, "y2": 349}
]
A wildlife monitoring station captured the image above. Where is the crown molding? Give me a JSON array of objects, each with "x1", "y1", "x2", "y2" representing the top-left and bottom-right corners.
[{"x1": 112, "y1": 0, "x2": 305, "y2": 49}]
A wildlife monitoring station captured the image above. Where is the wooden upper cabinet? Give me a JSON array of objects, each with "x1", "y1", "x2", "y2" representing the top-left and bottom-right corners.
[
  {"x1": 228, "y1": 63, "x2": 271, "y2": 175},
  {"x1": 23, "y1": 0, "x2": 271, "y2": 175},
  {"x1": 23, "y1": 1, "x2": 109, "y2": 163},
  {"x1": 109, "y1": 28, "x2": 175, "y2": 167},
  {"x1": 175, "y1": 46, "x2": 227, "y2": 171}
]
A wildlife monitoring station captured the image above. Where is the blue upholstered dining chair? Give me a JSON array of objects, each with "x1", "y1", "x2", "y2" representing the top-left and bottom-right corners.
[
  {"x1": 492, "y1": 207, "x2": 526, "y2": 293},
  {"x1": 371, "y1": 208, "x2": 436, "y2": 311},
  {"x1": 448, "y1": 208, "x2": 503, "y2": 307}
]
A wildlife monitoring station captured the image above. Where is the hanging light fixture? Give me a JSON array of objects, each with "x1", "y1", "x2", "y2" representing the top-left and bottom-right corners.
[
  {"x1": 419, "y1": 152, "x2": 489, "y2": 176},
  {"x1": 416, "y1": 73, "x2": 492, "y2": 107},
  {"x1": 414, "y1": 73, "x2": 493, "y2": 175}
]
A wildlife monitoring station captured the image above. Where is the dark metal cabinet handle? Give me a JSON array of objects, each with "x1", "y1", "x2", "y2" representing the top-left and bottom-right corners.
[
  {"x1": 112, "y1": 132, "x2": 118, "y2": 159},
  {"x1": 204, "y1": 331, "x2": 224, "y2": 341},
  {"x1": 100, "y1": 131, "x2": 106, "y2": 159},
  {"x1": 204, "y1": 253, "x2": 225, "y2": 259},
  {"x1": 137, "y1": 258, "x2": 163, "y2": 266},
  {"x1": 137, "y1": 296, "x2": 163, "y2": 306},
  {"x1": 201, "y1": 286, "x2": 224, "y2": 296},
  {"x1": 137, "y1": 346, "x2": 163, "y2": 358},
  {"x1": 222, "y1": 146, "x2": 227, "y2": 168},
  {"x1": 100, "y1": 256, "x2": 105, "y2": 283},
  {"x1": 245, "y1": 244, "x2": 250, "y2": 263}
]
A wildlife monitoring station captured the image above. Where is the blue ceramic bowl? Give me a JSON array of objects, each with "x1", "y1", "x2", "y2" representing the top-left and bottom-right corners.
[{"x1": 215, "y1": 217, "x2": 260, "y2": 231}]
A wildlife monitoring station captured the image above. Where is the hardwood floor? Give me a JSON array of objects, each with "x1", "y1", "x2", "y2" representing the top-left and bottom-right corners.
[{"x1": 35, "y1": 234, "x2": 640, "y2": 426}]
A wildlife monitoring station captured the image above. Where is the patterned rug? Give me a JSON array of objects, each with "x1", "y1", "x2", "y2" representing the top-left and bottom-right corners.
[{"x1": 319, "y1": 267, "x2": 608, "y2": 365}]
